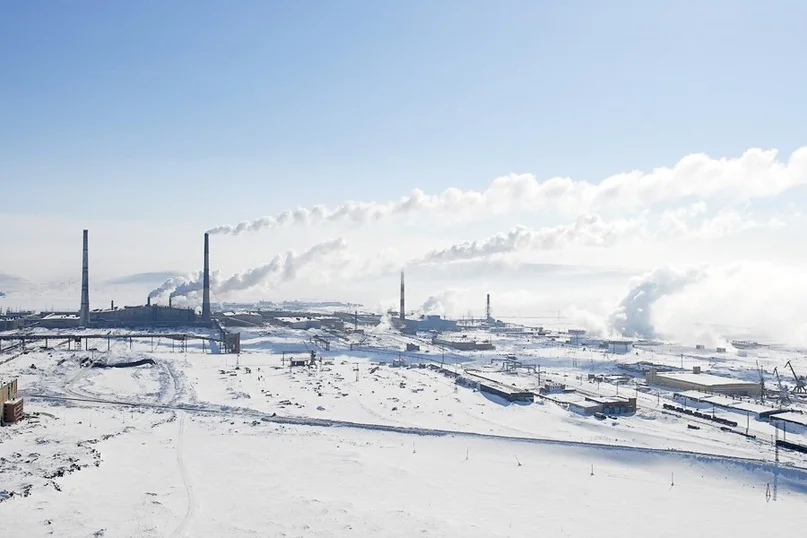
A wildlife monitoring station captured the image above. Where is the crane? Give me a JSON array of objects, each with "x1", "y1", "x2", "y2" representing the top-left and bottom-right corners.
[
  {"x1": 784, "y1": 361, "x2": 807, "y2": 394},
  {"x1": 772, "y1": 367, "x2": 790, "y2": 404}
]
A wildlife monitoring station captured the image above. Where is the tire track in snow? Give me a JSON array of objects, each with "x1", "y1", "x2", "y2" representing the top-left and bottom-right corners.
[
  {"x1": 27, "y1": 392, "x2": 807, "y2": 475},
  {"x1": 170, "y1": 413, "x2": 197, "y2": 538}
]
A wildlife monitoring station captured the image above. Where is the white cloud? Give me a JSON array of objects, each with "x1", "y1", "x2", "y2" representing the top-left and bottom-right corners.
[
  {"x1": 207, "y1": 146, "x2": 807, "y2": 235},
  {"x1": 692, "y1": 211, "x2": 785, "y2": 239},
  {"x1": 659, "y1": 202, "x2": 785, "y2": 239}
]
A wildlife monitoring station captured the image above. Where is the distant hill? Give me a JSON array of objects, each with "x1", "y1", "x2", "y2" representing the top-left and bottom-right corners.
[
  {"x1": 0, "y1": 273, "x2": 32, "y2": 293},
  {"x1": 105, "y1": 271, "x2": 184, "y2": 286}
]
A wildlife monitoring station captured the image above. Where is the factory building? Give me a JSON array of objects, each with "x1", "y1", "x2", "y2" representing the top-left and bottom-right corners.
[
  {"x1": 1, "y1": 379, "x2": 23, "y2": 424},
  {"x1": 568, "y1": 329, "x2": 587, "y2": 345},
  {"x1": 646, "y1": 368, "x2": 761, "y2": 396},
  {"x1": 433, "y1": 335, "x2": 494, "y2": 351},
  {"x1": 402, "y1": 315, "x2": 458, "y2": 333},
  {"x1": 38, "y1": 313, "x2": 81, "y2": 329},
  {"x1": 220, "y1": 312, "x2": 263, "y2": 327},
  {"x1": 93, "y1": 304, "x2": 198, "y2": 327},
  {"x1": 606, "y1": 340, "x2": 633, "y2": 354},
  {"x1": 319, "y1": 317, "x2": 345, "y2": 330},
  {"x1": 465, "y1": 372, "x2": 533, "y2": 403},
  {"x1": 277, "y1": 317, "x2": 322, "y2": 330},
  {"x1": 540, "y1": 391, "x2": 637, "y2": 416}
]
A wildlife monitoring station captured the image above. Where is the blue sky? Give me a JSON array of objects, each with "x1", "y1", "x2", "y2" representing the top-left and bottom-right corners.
[{"x1": 2, "y1": 1, "x2": 806, "y2": 226}]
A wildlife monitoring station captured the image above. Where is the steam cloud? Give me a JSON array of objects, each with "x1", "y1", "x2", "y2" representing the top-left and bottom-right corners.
[
  {"x1": 149, "y1": 238, "x2": 347, "y2": 302},
  {"x1": 207, "y1": 147, "x2": 807, "y2": 235},
  {"x1": 610, "y1": 266, "x2": 706, "y2": 339},
  {"x1": 420, "y1": 289, "x2": 461, "y2": 317},
  {"x1": 606, "y1": 262, "x2": 807, "y2": 346}
]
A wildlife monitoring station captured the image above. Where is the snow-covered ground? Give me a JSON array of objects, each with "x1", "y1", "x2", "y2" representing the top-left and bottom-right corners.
[{"x1": 2, "y1": 325, "x2": 807, "y2": 536}]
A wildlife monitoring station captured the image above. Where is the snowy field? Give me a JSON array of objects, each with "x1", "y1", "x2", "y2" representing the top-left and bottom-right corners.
[{"x1": 2, "y1": 325, "x2": 807, "y2": 536}]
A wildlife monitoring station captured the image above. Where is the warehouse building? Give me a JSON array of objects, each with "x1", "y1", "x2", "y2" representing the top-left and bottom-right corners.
[
  {"x1": 277, "y1": 317, "x2": 322, "y2": 330},
  {"x1": 770, "y1": 412, "x2": 807, "y2": 435},
  {"x1": 672, "y1": 390, "x2": 783, "y2": 420},
  {"x1": 607, "y1": 340, "x2": 633, "y2": 354},
  {"x1": 92, "y1": 304, "x2": 198, "y2": 327},
  {"x1": 221, "y1": 311, "x2": 264, "y2": 327},
  {"x1": 465, "y1": 372, "x2": 533, "y2": 402},
  {"x1": 646, "y1": 368, "x2": 761, "y2": 396},
  {"x1": 540, "y1": 391, "x2": 637, "y2": 416}
]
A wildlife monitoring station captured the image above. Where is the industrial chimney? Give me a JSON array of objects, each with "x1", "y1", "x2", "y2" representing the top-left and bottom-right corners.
[
  {"x1": 486, "y1": 293, "x2": 491, "y2": 322},
  {"x1": 400, "y1": 270, "x2": 405, "y2": 322},
  {"x1": 79, "y1": 229, "x2": 90, "y2": 327},
  {"x1": 202, "y1": 232, "x2": 211, "y2": 322}
]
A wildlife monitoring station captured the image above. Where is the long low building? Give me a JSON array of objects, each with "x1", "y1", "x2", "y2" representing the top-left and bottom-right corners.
[
  {"x1": 673, "y1": 390, "x2": 783, "y2": 419},
  {"x1": 540, "y1": 391, "x2": 637, "y2": 416},
  {"x1": 646, "y1": 368, "x2": 761, "y2": 397},
  {"x1": 770, "y1": 411, "x2": 807, "y2": 435},
  {"x1": 465, "y1": 372, "x2": 533, "y2": 402}
]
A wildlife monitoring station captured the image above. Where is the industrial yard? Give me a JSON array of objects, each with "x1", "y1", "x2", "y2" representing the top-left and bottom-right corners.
[
  {"x1": 3, "y1": 319, "x2": 807, "y2": 536},
  {"x1": 3, "y1": 230, "x2": 807, "y2": 536}
]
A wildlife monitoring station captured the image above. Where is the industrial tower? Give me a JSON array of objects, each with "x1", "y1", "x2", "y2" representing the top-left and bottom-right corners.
[
  {"x1": 400, "y1": 270, "x2": 405, "y2": 321},
  {"x1": 202, "y1": 232, "x2": 211, "y2": 322},
  {"x1": 79, "y1": 229, "x2": 90, "y2": 327}
]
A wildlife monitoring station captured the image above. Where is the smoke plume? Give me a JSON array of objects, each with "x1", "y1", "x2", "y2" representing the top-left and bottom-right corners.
[
  {"x1": 149, "y1": 238, "x2": 347, "y2": 302},
  {"x1": 419, "y1": 215, "x2": 643, "y2": 263},
  {"x1": 207, "y1": 147, "x2": 807, "y2": 235},
  {"x1": 420, "y1": 289, "x2": 462, "y2": 317}
]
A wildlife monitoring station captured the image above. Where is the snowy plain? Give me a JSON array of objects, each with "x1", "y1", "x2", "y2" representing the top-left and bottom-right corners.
[{"x1": 2, "y1": 324, "x2": 807, "y2": 536}]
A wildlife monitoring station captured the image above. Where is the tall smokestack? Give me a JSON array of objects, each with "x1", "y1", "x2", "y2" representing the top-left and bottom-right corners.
[
  {"x1": 79, "y1": 229, "x2": 90, "y2": 327},
  {"x1": 486, "y1": 293, "x2": 491, "y2": 321},
  {"x1": 400, "y1": 270, "x2": 405, "y2": 321},
  {"x1": 202, "y1": 232, "x2": 211, "y2": 322}
]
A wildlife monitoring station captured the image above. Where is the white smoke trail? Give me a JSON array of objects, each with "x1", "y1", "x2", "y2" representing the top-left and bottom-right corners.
[
  {"x1": 149, "y1": 238, "x2": 347, "y2": 301},
  {"x1": 207, "y1": 147, "x2": 807, "y2": 235},
  {"x1": 419, "y1": 215, "x2": 645, "y2": 263}
]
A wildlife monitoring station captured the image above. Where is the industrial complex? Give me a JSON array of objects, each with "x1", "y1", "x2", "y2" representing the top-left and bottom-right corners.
[
  {"x1": 2, "y1": 228, "x2": 807, "y2": 472},
  {"x1": 3, "y1": 228, "x2": 807, "y2": 536}
]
